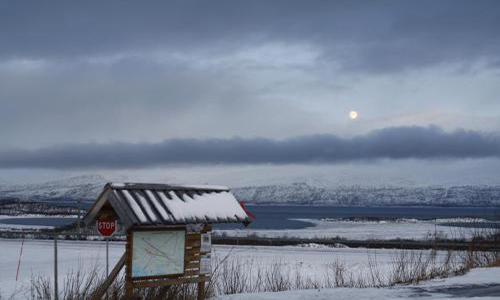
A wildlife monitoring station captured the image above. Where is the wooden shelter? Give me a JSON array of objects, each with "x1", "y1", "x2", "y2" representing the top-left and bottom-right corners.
[{"x1": 83, "y1": 182, "x2": 254, "y2": 299}]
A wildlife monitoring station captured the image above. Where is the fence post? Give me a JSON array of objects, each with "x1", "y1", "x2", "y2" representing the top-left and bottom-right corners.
[
  {"x1": 197, "y1": 280, "x2": 205, "y2": 300},
  {"x1": 54, "y1": 234, "x2": 58, "y2": 300}
]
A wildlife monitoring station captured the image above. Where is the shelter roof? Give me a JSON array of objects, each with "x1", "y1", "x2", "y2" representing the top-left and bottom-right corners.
[{"x1": 83, "y1": 182, "x2": 253, "y2": 229}]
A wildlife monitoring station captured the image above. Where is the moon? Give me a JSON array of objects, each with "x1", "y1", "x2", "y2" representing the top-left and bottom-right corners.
[{"x1": 349, "y1": 110, "x2": 358, "y2": 119}]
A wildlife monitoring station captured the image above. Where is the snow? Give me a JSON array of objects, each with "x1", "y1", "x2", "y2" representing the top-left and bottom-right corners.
[
  {"x1": 155, "y1": 190, "x2": 248, "y2": 223},
  {"x1": 1, "y1": 239, "x2": 498, "y2": 299},
  {"x1": 0, "y1": 239, "x2": 123, "y2": 299},
  {"x1": 216, "y1": 218, "x2": 481, "y2": 241},
  {"x1": 218, "y1": 287, "x2": 396, "y2": 300},
  {"x1": 211, "y1": 245, "x2": 445, "y2": 282},
  {"x1": 190, "y1": 191, "x2": 248, "y2": 221},
  {"x1": 119, "y1": 190, "x2": 148, "y2": 223},
  {"x1": 145, "y1": 190, "x2": 170, "y2": 221},
  {"x1": 0, "y1": 215, "x2": 76, "y2": 230},
  {"x1": 109, "y1": 182, "x2": 228, "y2": 191},
  {"x1": 175, "y1": 184, "x2": 229, "y2": 191},
  {"x1": 2, "y1": 172, "x2": 500, "y2": 207},
  {"x1": 132, "y1": 190, "x2": 157, "y2": 222},
  {"x1": 157, "y1": 191, "x2": 185, "y2": 222},
  {"x1": 217, "y1": 266, "x2": 500, "y2": 300}
]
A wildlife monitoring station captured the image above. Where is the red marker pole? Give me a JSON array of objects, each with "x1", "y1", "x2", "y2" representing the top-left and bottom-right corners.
[{"x1": 16, "y1": 238, "x2": 25, "y2": 281}]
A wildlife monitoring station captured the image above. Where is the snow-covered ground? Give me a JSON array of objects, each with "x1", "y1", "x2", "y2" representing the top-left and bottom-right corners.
[
  {"x1": 217, "y1": 266, "x2": 500, "y2": 300},
  {"x1": 1, "y1": 214, "x2": 496, "y2": 241},
  {"x1": 216, "y1": 218, "x2": 491, "y2": 241},
  {"x1": 0, "y1": 239, "x2": 123, "y2": 298},
  {"x1": 1, "y1": 238, "x2": 493, "y2": 299},
  {"x1": 0, "y1": 214, "x2": 76, "y2": 230}
]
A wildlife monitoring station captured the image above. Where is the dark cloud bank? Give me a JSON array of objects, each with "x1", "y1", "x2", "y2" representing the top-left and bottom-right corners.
[
  {"x1": 2, "y1": 0, "x2": 500, "y2": 73},
  {"x1": 1, "y1": 126, "x2": 499, "y2": 169}
]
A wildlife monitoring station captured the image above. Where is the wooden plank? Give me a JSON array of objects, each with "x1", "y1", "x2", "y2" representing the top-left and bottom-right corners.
[
  {"x1": 185, "y1": 262, "x2": 200, "y2": 269},
  {"x1": 203, "y1": 224, "x2": 212, "y2": 232},
  {"x1": 186, "y1": 233, "x2": 201, "y2": 241},
  {"x1": 129, "y1": 225, "x2": 186, "y2": 232},
  {"x1": 150, "y1": 190, "x2": 177, "y2": 221},
  {"x1": 125, "y1": 231, "x2": 134, "y2": 298},
  {"x1": 116, "y1": 190, "x2": 141, "y2": 227},
  {"x1": 108, "y1": 190, "x2": 135, "y2": 229},
  {"x1": 198, "y1": 278, "x2": 206, "y2": 300},
  {"x1": 131, "y1": 276, "x2": 209, "y2": 289},
  {"x1": 91, "y1": 253, "x2": 126, "y2": 300},
  {"x1": 186, "y1": 241, "x2": 201, "y2": 248},
  {"x1": 184, "y1": 270, "x2": 201, "y2": 276},
  {"x1": 82, "y1": 188, "x2": 110, "y2": 226},
  {"x1": 185, "y1": 254, "x2": 200, "y2": 262},
  {"x1": 185, "y1": 252, "x2": 200, "y2": 259},
  {"x1": 186, "y1": 248, "x2": 201, "y2": 255}
]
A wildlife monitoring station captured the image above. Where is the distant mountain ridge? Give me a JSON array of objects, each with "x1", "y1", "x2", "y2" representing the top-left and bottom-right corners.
[
  {"x1": 0, "y1": 174, "x2": 499, "y2": 207},
  {"x1": 232, "y1": 183, "x2": 500, "y2": 206},
  {"x1": 0, "y1": 174, "x2": 104, "y2": 202}
]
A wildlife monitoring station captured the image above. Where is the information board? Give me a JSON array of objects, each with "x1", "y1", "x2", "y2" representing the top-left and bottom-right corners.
[{"x1": 131, "y1": 230, "x2": 185, "y2": 277}]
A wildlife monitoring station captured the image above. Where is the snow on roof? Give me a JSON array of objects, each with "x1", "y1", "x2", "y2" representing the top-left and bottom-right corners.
[
  {"x1": 84, "y1": 182, "x2": 252, "y2": 229},
  {"x1": 109, "y1": 182, "x2": 229, "y2": 191}
]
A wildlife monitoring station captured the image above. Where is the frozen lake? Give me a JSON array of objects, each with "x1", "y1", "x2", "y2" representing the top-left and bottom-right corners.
[{"x1": 1, "y1": 205, "x2": 499, "y2": 230}]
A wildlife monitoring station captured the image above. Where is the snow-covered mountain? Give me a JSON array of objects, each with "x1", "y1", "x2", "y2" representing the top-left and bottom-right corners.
[
  {"x1": 0, "y1": 173, "x2": 499, "y2": 207},
  {"x1": 232, "y1": 183, "x2": 500, "y2": 206},
  {"x1": 0, "y1": 174, "x2": 105, "y2": 202}
]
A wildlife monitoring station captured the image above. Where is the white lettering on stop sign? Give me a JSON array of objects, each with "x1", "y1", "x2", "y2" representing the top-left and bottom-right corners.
[{"x1": 97, "y1": 219, "x2": 117, "y2": 237}]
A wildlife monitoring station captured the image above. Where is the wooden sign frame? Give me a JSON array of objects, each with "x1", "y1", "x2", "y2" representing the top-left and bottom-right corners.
[{"x1": 124, "y1": 224, "x2": 212, "y2": 299}]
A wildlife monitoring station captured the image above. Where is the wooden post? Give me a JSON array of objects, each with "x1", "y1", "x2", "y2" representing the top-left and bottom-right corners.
[
  {"x1": 197, "y1": 224, "x2": 211, "y2": 300},
  {"x1": 91, "y1": 253, "x2": 126, "y2": 300},
  {"x1": 125, "y1": 231, "x2": 133, "y2": 299},
  {"x1": 106, "y1": 238, "x2": 109, "y2": 276},
  {"x1": 77, "y1": 199, "x2": 81, "y2": 238},
  {"x1": 54, "y1": 235, "x2": 58, "y2": 300},
  {"x1": 197, "y1": 280, "x2": 205, "y2": 300}
]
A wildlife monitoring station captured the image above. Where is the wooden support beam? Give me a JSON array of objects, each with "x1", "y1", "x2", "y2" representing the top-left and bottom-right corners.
[
  {"x1": 91, "y1": 253, "x2": 126, "y2": 300},
  {"x1": 131, "y1": 275, "x2": 209, "y2": 289},
  {"x1": 197, "y1": 276, "x2": 207, "y2": 300},
  {"x1": 125, "y1": 231, "x2": 133, "y2": 299}
]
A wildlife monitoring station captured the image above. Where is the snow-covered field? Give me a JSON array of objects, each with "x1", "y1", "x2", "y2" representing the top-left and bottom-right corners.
[
  {"x1": 217, "y1": 266, "x2": 500, "y2": 300},
  {"x1": 1, "y1": 214, "x2": 496, "y2": 241},
  {"x1": 0, "y1": 239, "x2": 123, "y2": 298},
  {"x1": 0, "y1": 214, "x2": 75, "y2": 230},
  {"x1": 216, "y1": 218, "x2": 492, "y2": 241},
  {"x1": 1, "y1": 238, "x2": 494, "y2": 299}
]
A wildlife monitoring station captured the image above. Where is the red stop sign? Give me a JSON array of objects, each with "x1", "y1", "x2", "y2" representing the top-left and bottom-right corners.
[{"x1": 97, "y1": 219, "x2": 117, "y2": 237}]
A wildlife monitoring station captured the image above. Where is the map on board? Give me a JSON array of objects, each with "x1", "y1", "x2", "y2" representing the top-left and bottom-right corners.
[{"x1": 132, "y1": 230, "x2": 185, "y2": 277}]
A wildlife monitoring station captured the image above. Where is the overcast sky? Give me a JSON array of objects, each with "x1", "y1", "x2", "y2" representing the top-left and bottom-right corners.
[{"x1": 1, "y1": 0, "x2": 500, "y2": 177}]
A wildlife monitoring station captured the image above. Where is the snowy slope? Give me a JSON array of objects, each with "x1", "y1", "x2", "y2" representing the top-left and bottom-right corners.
[
  {"x1": 2, "y1": 238, "x2": 498, "y2": 300},
  {"x1": 0, "y1": 174, "x2": 106, "y2": 201},
  {"x1": 233, "y1": 183, "x2": 500, "y2": 206},
  {"x1": 0, "y1": 169, "x2": 499, "y2": 206},
  {"x1": 217, "y1": 267, "x2": 500, "y2": 300}
]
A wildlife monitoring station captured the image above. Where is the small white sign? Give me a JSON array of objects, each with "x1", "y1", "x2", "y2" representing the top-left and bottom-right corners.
[
  {"x1": 201, "y1": 233, "x2": 211, "y2": 252},
  {"x1": 200, "y1": 254, "x2": 211, "y2": 275}
]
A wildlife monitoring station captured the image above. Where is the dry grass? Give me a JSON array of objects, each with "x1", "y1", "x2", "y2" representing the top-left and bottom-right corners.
[
  {"x1": 7, "y1": 230, "x2": 500, "y2": 299},
  {"x1": 8, "y1": 249, "x2": 499, "y2": 299}
]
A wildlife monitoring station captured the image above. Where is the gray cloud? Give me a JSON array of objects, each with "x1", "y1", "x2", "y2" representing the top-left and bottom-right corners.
[
  {"x1": 1, "y1": 126, "x2": 499, "y2": 169},
  {"x1": 1, "y1": 1, "x2": 500, "y2": 72},
  {"x1": 2, "y1": 1, "x2": 500, "y2": 152}
]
